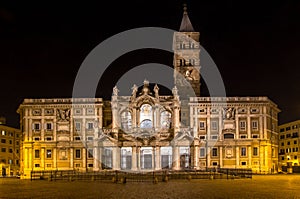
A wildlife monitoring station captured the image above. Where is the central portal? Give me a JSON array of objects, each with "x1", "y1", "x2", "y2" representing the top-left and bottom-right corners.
[{"x1": 140, "y1": 147, "x2": 153, "y2": 169}]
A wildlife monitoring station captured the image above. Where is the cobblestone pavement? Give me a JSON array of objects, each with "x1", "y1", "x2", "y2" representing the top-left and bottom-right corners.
[{"x1": 0, "y1": 175, "x2": 300, "y2": 199}]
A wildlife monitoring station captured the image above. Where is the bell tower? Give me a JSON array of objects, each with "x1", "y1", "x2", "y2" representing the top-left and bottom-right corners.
[{"x1": 173, "y1": 4, "x2": 200, "y2": 97}]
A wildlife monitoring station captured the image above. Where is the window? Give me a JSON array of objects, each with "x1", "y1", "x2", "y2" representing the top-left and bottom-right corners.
[
  {"x1": 9, "y1": 148, "x2": 12, "y2": 153},
  {"x1": 88, "y1": 149, "x2": 93, "y2": 158},
  {"x1": 75, "y1": 149, "x2": 81, "y2": 158},
  {"x1": 252, "y1": 135, "x2": 259, "y2": 139},
  {"x1": 296, "y1": 148, "x2": 299, "y2": 152},
  {"x1": 241, "y1": 147, "x2": 246, "y2": 156},
  {"x1": 212, "y1": 148, "x2": 218, "y2": 157},
  {"x1": 294, "y1": 140, "x2": 298, "y2": 145},
  {"x1": 87, "y1": 122, "x2": 93, "y2": 130},
  {"x1": 287, "y1": 141, "x2": 290, "y2": 145},
  {"x1": 286, "y1": 134, "x2": 291, "y2": 138},
  {"x1": 292, "y1": 125, "x2": 298, "y2": 129},
  {"x1": 87, "y1": 137, "x2": 93, "y2": 141},
  {"x1": 140, "y1": 104, "x2": 153, "y2": 128},
  {"x1": 292, "y1": 132, "x2": 298, "y2": 138},
  {"x1": 211, "y1": 121, "x2": 218, "y2": 131},
  {"x1": 75, "y1": 163, "x2": 80, "y2": 167},
  {"x1": 34, "y1": 123, "x2": 40, "y2": 131},
  {"x1": 240, "y1": 135, "x2": 247, "y2": 139},
  {"x1": 46, "y1": 164, "x2": 52, "y2": 168},
  {"x1": 295, "y1": 156, "x2": 298, "y2": 160},
  {"x1": 34, "y1": 137, "x2": 40, "y2": 141},
  {"x1": 252, "y1": 121, "x2": 258, "y2": 130},
  {"x1": 16, "y1": 149, "x2": 19, "y2": 153},
  {"x1": 87, "y1": 108, "x2": 94, "y2": 115},
  {"x1": 212, "y1": 162, "x2": 218, "y2": 166},
  {"x1": 46, "y1": 149, "x2": 52, "y2": 158},
  {"x1": 16, "y1": 141, "x2": 19, "y2": 145},
  {"x1": 286, "y1": 148, "x2": 289, "y2": 153},
  {"x1": 199, "y1": 122, "x2": 205, "y2": 130},
  {"x1": 35, "y1": 150, "x2": 40, "y2": 158},
  {"x1": 75, "y1": 122, "x2": 81, "y2": 131},
  {"x1": 75, "y1": 109, "x2": 81, "y2": 115},
  {"x1": 1, "y1": 130, "x2": 6, "y2": 135},
  {"x1": 240, "y1": 121, "x2": 246, "y2": 131},
  {"x1": 88, "y1": 163, "x2": 93, "y2": 167},
  {"x1": 253, "y1": 147, "x2": 258, "y2": 156},
  {"x1": 1, "y1": 148, "x2": 6, "y2": 152},
  {"x1": 200, "y1": 148, "x2": 205, "y2": 157},
  {"x1": 46, "y1": 137, "x2": 52, "y2": 141},
  {"x1": 280, "y1": 128, "x2": 285, "y2": 132},
  {"x1": 211, "y1": 135, "x2": 218, "y2": 140},
  {"x1": 286, "y1": 127, "x2": 291, "y2": 131},
  {"x1": 224, "y1": 134, "x2": 234, "y2": 139},
  {"x1": 196, "y1": 136, "x2": 204, "y2": 142},
  {"x1": 16, "y1": 134, "x2": 19, "y2": 138},
  {"x1": 1, "y1": 139, "x2": 5, "y2": 143},
  {"x1": 35, "y1": 164, "x2": 40, "y2": 168},
  {"x1": 9, "y1": 132, "x2": 13, "y2": 136},
  {"x1": 74, "y1": 136, "x2": 81, "y2": 141},
  {"x1": 16, "y1": 160, "x2": 19, "y2": 165},
  {"x1": 280, "y1": 135, "x2": 285, "y2": 139},
  {"x1": 241, "y1": 162, "x2": 247, "y2": 166},
  {"x1": 46, "y1": 123, "x2": 52, "y2": 130},
  {"x1": 281, "y1": 142, "x2": 284, "y2": 146},
  {"x1": 281, "y1": 157, "x2": 284, "y2": 160}
]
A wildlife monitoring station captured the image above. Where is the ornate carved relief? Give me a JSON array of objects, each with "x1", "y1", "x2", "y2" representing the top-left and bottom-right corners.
[{"x1": 56, "y1": 109, "x2": 70, "y2": 122}]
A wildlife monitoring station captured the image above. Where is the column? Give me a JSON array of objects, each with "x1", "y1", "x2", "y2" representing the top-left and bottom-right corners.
[
  {"x1": 264, "y1": 146, "x2": 268, "y2": 172},
  {"x1": 236, "y1": 146, "x2": 239, "y2": 168},
  {"x1": 24, "y1": 148, "x2": 28, "y2": 168},
  {"x1": 174, "y1": 105, "x2": 180, "y2": 130},
  {"x1": 131, "y1": 146, "x2": 137, "y2": 170},
  {"x1": 41, "y1": 148, "x2": 45, "y2": 169},
  {"x1": 70, "y1": 148, "x2": 74, "y2": 169},
  {"x1": 93, "y1": 147, "x2": 99, "y2": 171},
  {"x1": 53, "y1": 148, "x2": 57, "y2": 168},
  {"x1": 207, "y1": 111, "x2": 211, "y2": 140},
  {"x1": 41, "y1": 110, "x2": 45, "y2": 141},
  {"x1": 155, "y1": 146, "x2": 161, "y2": 170},
  {"x1": 152, "y1": 147, "x2": 155, "y2": 169},
  {"x1": 112, "y1": 147, "x2": 120, "y2": 170},
  {"x1": 29, "y1": 119, "x2": 32, "y2": 141},
  {"x1": 247, "y1": 116, "x2": 251, "y2": 139},
  {"x1": 263, "y1": 115, "x2": 267, "y2": 139},
  {"x1": 82, "y1": 148, "x2": 86, "y2": 169},
  {"x1": 29, "y1": 148, "x2": 32, "y2": 170},
  {"x1": 137, "y1": 147, "x2": 141, "y2": 170},
  {"x1": 259, "y1": 116, "x2": 263, "y2": 139},
  {"x1": 207, "y1": 146, "x2": 210, "y2": 168},
  {"x1": 259, "y1": 145, "x2": 264, "y2": 172},
  {"x1": 99, "y1": 147, "x2": 102, "y2": 170},
  {"x1": 235, "y1": 116, "x2": 239, "y2": 139},
  {"x1": 219, "y1": 146, "x2": 223, "y2": 168},
  {"x1": 132, "y1": 108, "x2": 137, "y2": 128},
  {"x1": 194, "y1": 145, "x2": 199, "y2": 169},
  {"x1": 248, "y1": 146, "x2": 252, "y2": 168},
  {"x1": 172, "y1": 146, "x2": 180, "y2": 170}
]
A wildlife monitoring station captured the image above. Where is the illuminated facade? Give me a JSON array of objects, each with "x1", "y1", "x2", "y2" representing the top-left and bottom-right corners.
[
  {"x1": 278, "y1": 120, "x2": 300, "y2": 170},
  {"x1": 0, "y1": 123, "x2": 21, "y2": 176},
  {"x1": 17, "y1": 5, "x2": 280, "y2": 179}
]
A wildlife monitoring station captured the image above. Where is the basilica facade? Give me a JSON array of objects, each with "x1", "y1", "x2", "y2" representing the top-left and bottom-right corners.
[{"x1": 17, "y1": 6, "x2": 280, "y2": 179}]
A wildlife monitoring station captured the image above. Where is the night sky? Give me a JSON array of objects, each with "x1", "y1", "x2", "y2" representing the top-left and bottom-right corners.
[{"x1": 0, "y1": 1, "x2": 300, "y2": 128}]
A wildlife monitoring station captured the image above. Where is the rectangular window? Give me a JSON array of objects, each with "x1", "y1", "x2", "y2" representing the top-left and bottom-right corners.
[
  {"x1": 212, "y1": 148, "x2": 218, "y2": 157},
  {"x1": 1, "y1": 139, "x2": 5, "y2": 143},
  {"x1": 46, "y1": 123, "x2": 52, "y2": 130},
  {"x1": 292, "y1": 132, "x2": 298, "y2": 138},
  {"x1": 240, "y1": 135, "x2": 247, "y2": 139},
  {"x1": 241, "y1": 161, "x2": 247, "y2": 166},
  {"x1": 88, "y1": 149, "x2": 93, "y2": 158},
  {"x1": 252, "y1": 135, "x2": 259, "y2": 139},
  {"x1": 286, "y1": 148, "x2": 289, "y2": 153},
  {"x1": 240, "y1": 121, "x2": 246, "y2": 131},
  {"x1": 252, "y1": 121, "x2": 258, "y2": 130},
  {"x1": 75, "y1": 149, "x2": 81, "y2": 159},
  {"x1": 281, "y1": 157, "x2": 284, "y2": 160},
  {"x1": 295, "y1": 156, "x2": 298, "y2": 160},
  {"x1": 286, "y1": 127, "x2": 291, "y2": 131},
  {"x1": 35, "y1": 164, "x2": 40, "y2": 168},
  {"x1": 9, "y1": 148, "x2": 12, "y2": 153},
  {"x1": 199, "y1": 135, "x2": 206, "y2": 140},
  {"x1": 1, "y1": 130, "x2": 6, "y2": 135},
  {"x1": 75, "y1": 122, "x2": 81, "y2": 131},
  {"x1": 294, "y1": 140, "x2": 298, "y2": 145},
  {"x1": 16, "y1": 149, "x2": 19, "y2": 153},
  {"x1": 87, "y1": 137, "x2": 93, "y2": 141},
  {"x1": 241, "y1": 147, "x2": 246, "y2": 157},
  {"x1": 16, "y1": 134, "x2": 19, "y2": 138},
  {"x1": 34, "y1": 123, "x2": 40, "y2": 131},
  {"x1": 1, "y1": 148, "x2": 6, "y2": 152},
  {"x1": 296, "y1": 148, "x2": 299, "y2": 152},
  {"x1": 16, "y1": 141, "x2": 19, "y2": 145},
  {"x1": 35, "y1": 150, "x2": 40, "y2": 158},
  {"x1": 253, "y1": 147, "x2": 258, "y2": 156},
  {"x1": 46, "y1": 149, "x2": 52, "y2": 158},
  {"x1": 87, "y1": 122, "x2": 93, "y2": 130},
  {"x1": 34, "y1": 137, "x2": 40, "y2": 141},
  {"x1": 211, "y1": 121, "x2": 218, "y2": 131},
  {"x1": 280, "y1": 128, "x2": 285, "y2": 132},
  {"x1": 199, "y1": 122, "x2": 205, "y2": 130},
  {"x1": 212, "y1": 162, "x2": 218, "y2": 166},
  {"x1": 280, "y1": 135, "x2": 285, "y2": 139},
  {"x1": 46, "y1": 164, "x2": 52, "y2": 168},
  {"x1": 46, "y1": 137, "x2": 52, "y2": 141},
  {"x1": 88, "y1": 163, "x2": 93, "y2": 167},
  {"x1": 211, "y1": 135, "x2": 218, "y2": 140},
  {"x1": 287, "y1": 141, "x2": 290, "y2": 145},
  {"x1": 200, "y1": 148, "x2": 205, "y2": 157},
  {"x1": 74, "y1": 136, "x2": 81, "y2": 141},
  {"x1": 75, "y1": 163, "x2": 81, "y2": 167},
  {"x1": 16, "y1": 160, "x2": 19, "y2": 165},
  {"x1": 286, "y1": 134, "x2": 291, "y2": 138},
  {"x1": 9, "y1": 140, "x2": 12, "y2": 144}
]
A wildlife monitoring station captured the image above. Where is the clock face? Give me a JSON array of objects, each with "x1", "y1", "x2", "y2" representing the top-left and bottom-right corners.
[{"x1": 140, "y1": 119, "x2": 153, "y2": 128}]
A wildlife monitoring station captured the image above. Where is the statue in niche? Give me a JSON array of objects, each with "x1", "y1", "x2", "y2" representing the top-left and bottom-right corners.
[
  {"x1": 131, "y1": 84, "x2": 138, "y2": 98},
  {"x1": 154, "y1": 84, "x2": 159, "y2": 98},
  {"x1": 112, "y1": 86, "x2": 119, "y2": 96},
  {"x1": 223, "y1": 107, "x2": 235, "y2": 120},
  {"x1": 57, "y1": 109, "x2": 70, "y2": 122}
]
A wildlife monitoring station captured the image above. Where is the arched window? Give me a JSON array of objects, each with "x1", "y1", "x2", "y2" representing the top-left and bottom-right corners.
[
  {"x1": 160, "y1": 111, "x2": 172, "y2": 129},
  {"x1": 121, "y1": 111, "x2": 132, "y2": 130},
  {"x1": 140, "y1": 104, "x2": 153, "y2": 128},
  {"x1": 224, "y1": 133, "x2": 234, "y2": 139}
]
